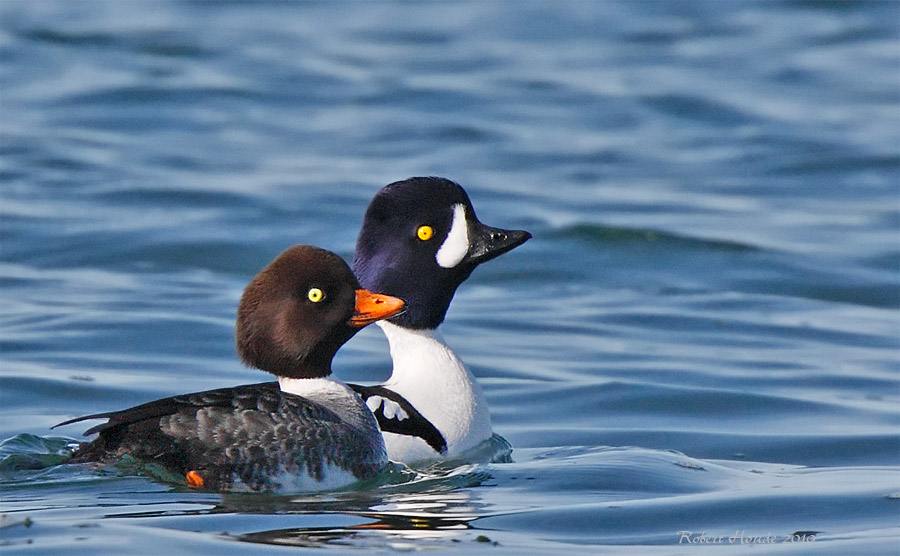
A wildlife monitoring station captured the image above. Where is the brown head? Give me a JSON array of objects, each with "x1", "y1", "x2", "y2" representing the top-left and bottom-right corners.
[{"x1": 236, "y1": 245, "x2": 404, "y2": 379}]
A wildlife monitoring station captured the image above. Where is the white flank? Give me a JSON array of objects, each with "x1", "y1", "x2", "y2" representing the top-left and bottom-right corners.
[
  {"x1": 230, "y1": 464, "x2": 359, "y2": 494},
  {"x1": 436, "y1": 203, "x2": 469, "y2": 268}
]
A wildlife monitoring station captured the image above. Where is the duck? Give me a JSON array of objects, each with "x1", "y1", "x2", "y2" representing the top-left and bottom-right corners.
[
  {"x1": 350, "y1": 177, "x2": 531, "y2": 463},
  {"x1": 54, "y1": 245, "x2": 404, "y2": 493}
]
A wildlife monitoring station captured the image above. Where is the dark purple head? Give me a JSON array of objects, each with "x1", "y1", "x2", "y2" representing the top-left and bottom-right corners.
[{"x1": 353, "y1": 177, "x2": 531, "y2": 329}]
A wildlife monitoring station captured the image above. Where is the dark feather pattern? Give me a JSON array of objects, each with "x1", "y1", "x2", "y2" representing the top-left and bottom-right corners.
[{"x1": 63, "y1": 382, "x2": 384, "y2": 492}]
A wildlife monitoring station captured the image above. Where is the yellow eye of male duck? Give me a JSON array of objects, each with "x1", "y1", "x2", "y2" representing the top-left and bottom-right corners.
[
  {"x1": 417, "y1": 225, "x2": 434, "y2": 241},
  {"x1": 307, "y1": 287, "x2": 324, "y2": 303}
]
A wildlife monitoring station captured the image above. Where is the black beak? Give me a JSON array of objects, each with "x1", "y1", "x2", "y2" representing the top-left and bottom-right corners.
[{"x1": 464, "y1": 221, "x2": 532, "y2": 266}]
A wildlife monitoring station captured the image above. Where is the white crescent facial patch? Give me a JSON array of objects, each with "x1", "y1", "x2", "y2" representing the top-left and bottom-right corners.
[{"x1": 436, "y1": 203, "x2": 469, "y2": 268}]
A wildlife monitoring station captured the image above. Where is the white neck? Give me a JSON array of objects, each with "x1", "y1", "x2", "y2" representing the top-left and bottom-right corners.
[
  {"x1": 278, "y1": 376, "x2": 371, "y2": 432},
  {"x1": 278, "y1": 375, "x2": 349, "y2": 397},
  {"x1": 377, "y1": 321, "x2": 492, "y2": 456}
]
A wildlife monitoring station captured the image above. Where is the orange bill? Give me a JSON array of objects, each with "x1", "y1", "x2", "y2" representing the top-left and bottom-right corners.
[{"x1": 349, "y1": 289, "x2": 404, "y2": 327}]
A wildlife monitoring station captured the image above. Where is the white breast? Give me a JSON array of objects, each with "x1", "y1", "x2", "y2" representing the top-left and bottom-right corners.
[{"x1": 376, "y1": 321, "x2": 492, "y2": 463}]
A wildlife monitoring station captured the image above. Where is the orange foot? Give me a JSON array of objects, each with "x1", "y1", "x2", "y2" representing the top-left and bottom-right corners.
[{"x1": 186, "y1": 470, "x2": 204, "y2": 488}]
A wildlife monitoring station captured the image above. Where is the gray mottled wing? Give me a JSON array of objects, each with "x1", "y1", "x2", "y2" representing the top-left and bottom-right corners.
[{"x1": 64, "y1": 382, "x2": 379, "y2": 491}]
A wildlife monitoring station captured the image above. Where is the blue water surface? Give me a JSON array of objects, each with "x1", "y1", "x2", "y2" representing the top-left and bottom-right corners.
[{"x1": 1, "y1": 1, "x2": 898, "y2": 554}]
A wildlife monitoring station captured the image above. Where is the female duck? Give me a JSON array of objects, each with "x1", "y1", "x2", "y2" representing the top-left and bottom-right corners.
[{"x1": 56, "y1": 245, "x2": 404, "y2": 493}]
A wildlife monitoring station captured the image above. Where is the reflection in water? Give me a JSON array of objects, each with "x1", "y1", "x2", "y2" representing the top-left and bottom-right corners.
[
  {"x1": 236, "y1": 491, "x2": 484, "y2": 549},
  {"x1": 222, "y1": 462, "x2": 497, "y2": 549},
  {"x1": 28, "y1": 457, "x2": 502, "y2": 549}
]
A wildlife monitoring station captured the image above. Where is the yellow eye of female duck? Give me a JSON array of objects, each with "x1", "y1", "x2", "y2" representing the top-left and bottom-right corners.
[
  {"x1": 307, "y1": 287, "x2": 324, "y2": 303},
  {"x1": 417, "y1": 225, "x2": 434, "y2": 241}
]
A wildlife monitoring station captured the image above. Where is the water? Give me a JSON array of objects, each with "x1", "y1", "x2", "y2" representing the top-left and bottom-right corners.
[{"x1": 1, "y1": 0, "x2": 898, "y2": 553}]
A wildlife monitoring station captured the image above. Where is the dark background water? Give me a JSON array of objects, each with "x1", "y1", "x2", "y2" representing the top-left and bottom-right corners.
[{"x1": 1, "y1": 1, "x2": 898, "y2": 554}]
